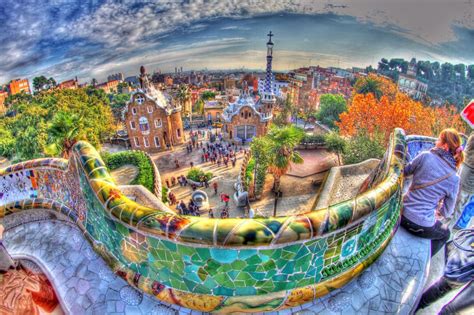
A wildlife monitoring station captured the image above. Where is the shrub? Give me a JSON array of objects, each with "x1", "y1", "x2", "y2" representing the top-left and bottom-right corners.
[
  {"x1": 342, "y1": 131, "x2": 385, "y2": 165},
  {"x1": 301, "y1": 134, "x2": 326, "y2": 145},
  {"x1": 162, "y1": 186, "x2": 169, "y2": 204},
  {"x1": 187, "y1": 167, "x2": 213, "y2": 182},
  {"x1": 101, "y1": 150, "x2": 155, "y2": 193},
  {"x1": 244, "y1": 158, "x2": 255, "y2": 188}
]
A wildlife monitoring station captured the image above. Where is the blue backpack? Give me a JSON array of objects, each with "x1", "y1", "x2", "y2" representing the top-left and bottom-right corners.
[{"x1": 444, "y1": 229, "x2": 474, "y2": 283}]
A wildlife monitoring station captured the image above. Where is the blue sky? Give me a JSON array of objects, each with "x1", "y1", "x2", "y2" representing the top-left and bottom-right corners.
[{"x1": 0, "y1": 0, "x2": 473, "y2": 84}]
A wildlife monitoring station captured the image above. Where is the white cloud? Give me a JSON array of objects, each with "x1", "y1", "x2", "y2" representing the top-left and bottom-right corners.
[{"x1": 0, "y1": 0, "x2": 473, "y2": 82}]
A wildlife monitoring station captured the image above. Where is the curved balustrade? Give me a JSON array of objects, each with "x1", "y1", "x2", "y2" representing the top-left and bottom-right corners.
[{"x1": 0, "y1": 128, "x2": 408, "y2": 312}]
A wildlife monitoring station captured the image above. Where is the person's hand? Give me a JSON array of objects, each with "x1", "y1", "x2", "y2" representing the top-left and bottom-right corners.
[{"x1": 435, "y1": 210, "x2": 443, "y2": 220}]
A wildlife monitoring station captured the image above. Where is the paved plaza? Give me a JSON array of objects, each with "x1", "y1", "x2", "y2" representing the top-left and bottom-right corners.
[{"x1": 149, "y1": 129, "x2": 338, "y2": 218}]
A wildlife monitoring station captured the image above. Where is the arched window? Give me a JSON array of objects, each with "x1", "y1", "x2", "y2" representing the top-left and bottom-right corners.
[
  {"x1": 154, "y1": 119, "x2": 162, "y2": 128},
  {"x1": 139, "y1": 117, "x2": 150, "y2": 134}
]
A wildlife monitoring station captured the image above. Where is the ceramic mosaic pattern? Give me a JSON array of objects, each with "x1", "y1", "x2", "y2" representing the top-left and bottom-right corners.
[{"x1": 1, "y1": 129, "x2": 408, "y2": 312}]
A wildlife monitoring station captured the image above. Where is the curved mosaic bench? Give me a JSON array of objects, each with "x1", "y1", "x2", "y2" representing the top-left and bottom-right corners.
[{"x1": 0, "y1": 128, "x2": 408, "y2": 313}]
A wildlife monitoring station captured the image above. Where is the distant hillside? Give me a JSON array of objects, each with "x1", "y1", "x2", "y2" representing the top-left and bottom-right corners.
[{"x1": 377, "y1": 58, "x2": 474, "y2": 108}]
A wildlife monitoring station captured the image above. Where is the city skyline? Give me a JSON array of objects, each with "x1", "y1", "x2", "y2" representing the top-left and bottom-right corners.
[{"x1": 1, "y1": 0, "x2": 473, "y2": 84}]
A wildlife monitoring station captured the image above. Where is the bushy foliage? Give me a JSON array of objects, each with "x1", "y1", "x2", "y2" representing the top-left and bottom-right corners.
[
  {"x1": 187, "y1": 167, "x2": 213, "y2": 182},
  {"x1": 324, "y1": 132, "x2": 347, "y2": 165},
  {"x1": 342, "y1": 131, "x2": 385, "y2": 165},
  {"x1": 0, "y1": 88, "x2": 115, "y2": 161},
  {"x1": 162, "y1": 186, "x2": 169, "y2": 204},
  {"x1": 316, "y1": 94, "x2": 347, "y2": 129},
  {"x1": 101, "y1": 150, "x2": 155, "y2": 193},
  {"x1": 301, "y1": 134, "x2": 326, "y2": 145},
  {"x1": 244, "y1": 158, "x2": 255, "y2": 188},
  {"x1": 338, "y1": 75, "x2": 467, "y2": 144},
  {"x1": 201, "y1": 91, "x2": 216, "y2": 100},
  {"x1": 377, "y1": 58, "x2": 474, "y2": 107}
]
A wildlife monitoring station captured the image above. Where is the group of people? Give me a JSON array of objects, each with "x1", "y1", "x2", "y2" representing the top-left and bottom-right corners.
[
  {"x1": 165, "y1": 175, "x2": 188, "y2": 189},
  {"x1": 176, "y1": 199, "x2": 201, "y2": 216},
  {"x1": 200, "y1": 141, "x2": 239, "y2": 168},
  {"x1": 207, "y1": 206, "x2": 230, "y2": 219},
  {"x1": 402, "y1": 128, "x2": 473, "y2": 313}
]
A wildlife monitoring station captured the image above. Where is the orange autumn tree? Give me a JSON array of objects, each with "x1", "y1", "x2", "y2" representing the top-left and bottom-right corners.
[
  {"x1": 429, "y1": 105, "x2": 468, "y2": 136},
  {"x1": 338, "y1": 75, "x2": 466, "y2": 144}
]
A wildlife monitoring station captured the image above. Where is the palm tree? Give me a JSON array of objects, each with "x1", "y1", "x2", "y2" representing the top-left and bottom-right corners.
[
  {"x1": 176, "y1": 84, "x2": 193, "y2": 115},
  {"x1": 267, "y1": 125, "x2": 304, "y2": 194},
  {"x1": 45, "y1": 111, "x2": 82, "y2": 158},
  {"x1": 356, "y1": 77, "x2": 383, "y2": 100}
]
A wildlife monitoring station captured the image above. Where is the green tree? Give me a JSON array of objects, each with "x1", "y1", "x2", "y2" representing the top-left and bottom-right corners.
[
  {"x1": 0, "y1": 88, "x2": 115, "y2": 161},
  {"x1": 266, "y1": 125, "x2": 304, "y2": 194},
  {"x1": 201, "y1": 91, "x2": 216, "y2": 100},
  {"x1": 324, "y1": 132, "x2": 347, "y2": 165},
  {"x1": 316, "y1": 94, "x2": 347, "y2": 129},
  {"x1": 194, "y1": 99, "x2": 204, "y2": 115},
  {"x1": 32, "y1": 76, "x2": 56, "y2": 92},
  {"x1": 45, "y1": 111, "x2": 82, "y2": 158},
  {"x1": 355, "y1": 77, "x2": 383, "y2": 100},
  {"x1": 33, "y1": 76, "x2": 49, "y2": 92},
  {"x1": 342, "y1": 131, "x2": 385, "y2": 165},
  {"x1": 110, "y1": 93, "x2": 130, "y2": 121},
  {"x1": 0, "y1": 123, "x2": 15, "y2": 158},
  {"x1": 249, "y1": 137, "x2": 271, "y2": 198},
  {"x1": 176, "y1": 84, "x2": 191, "y2": 115}
]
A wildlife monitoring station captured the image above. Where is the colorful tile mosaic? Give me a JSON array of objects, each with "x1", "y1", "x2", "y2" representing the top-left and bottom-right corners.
[{"x1": 0, "y1": 128, "x2": 411, "y2": 312}]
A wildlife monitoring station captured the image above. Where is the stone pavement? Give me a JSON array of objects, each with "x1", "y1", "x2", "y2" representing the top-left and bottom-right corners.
[
  {"x1": 2, "y1": 210, "x2": 436, "y2": 315},
  {"x1": 287, "y1": 150, "x2": 338, "y2": 178}
]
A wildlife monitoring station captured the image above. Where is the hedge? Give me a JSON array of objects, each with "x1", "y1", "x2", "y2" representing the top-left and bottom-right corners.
[
  {"x1": 187, "y1": 167, "x2": 213, "y2": 182},
  {"x1": 301, "y1": 134, "x2": 326, "y2": 145},
  {"x1": 101, "y1": 150, "x2": 155, "y2": 193}
]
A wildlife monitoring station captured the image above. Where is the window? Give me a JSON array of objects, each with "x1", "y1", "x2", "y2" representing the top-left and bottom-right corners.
[
  {"x1": 154, "y1": 119, "x2": 162, "y2": 128},
  {"x1": 154, "y1": 136, "x2": 160, "y2": 147},
  {"x1": 144, "y1": 137, "x2": 150, "y2": 147},
  {"x1": 177, "y1": 128, "x2": 181, "y2": 138},
  {"x1": 134, "y1": 137, "x2": 140, "y2": 146},
  {"x1": 139, "y1": 117, "x2": 150, "y2": 134},
  {"x1": 132, "y1": 107, "x2": 137, "y2": 115},
  {"x1": 130, "y1": 121, "x2": 136, "y2": 129},
  {"x1": 135, "y1": 95, "x2": 145, "y2": 105},
  {"x1": 147, "y1": 106, "x2": 153, "y2": 113}
]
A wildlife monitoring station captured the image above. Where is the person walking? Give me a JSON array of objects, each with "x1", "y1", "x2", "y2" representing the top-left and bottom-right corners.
[{"x1": 213, "y1": 182, "x2": 218, "y2": 195}]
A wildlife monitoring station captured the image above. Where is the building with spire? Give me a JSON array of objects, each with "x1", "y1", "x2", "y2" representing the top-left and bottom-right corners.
[
  {"x1": 123, "y1": 66, "x2": 184, "y2": 152},
  {"x1": 222, "y1": 32, "x2": 276, "y2": 142}
]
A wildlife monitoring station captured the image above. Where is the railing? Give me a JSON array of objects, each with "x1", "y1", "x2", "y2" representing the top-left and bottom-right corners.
[{"x1": 0, "y1": 129, "x2": 408, "y2": 313}]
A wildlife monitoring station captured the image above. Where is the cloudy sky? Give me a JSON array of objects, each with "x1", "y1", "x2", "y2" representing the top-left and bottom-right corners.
[{"x1": 0, "y1": 0, "x2": 473, "y2": 84}]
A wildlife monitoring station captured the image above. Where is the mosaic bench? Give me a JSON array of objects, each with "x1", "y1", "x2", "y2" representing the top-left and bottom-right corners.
[{"x1": 0, "y1": 128, "x2": 434, "y2": 313}]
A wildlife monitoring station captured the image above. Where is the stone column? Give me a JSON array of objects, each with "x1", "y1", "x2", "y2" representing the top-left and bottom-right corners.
[{"x1": 452, "y1": 133, "x2": 474, "y2": 229}]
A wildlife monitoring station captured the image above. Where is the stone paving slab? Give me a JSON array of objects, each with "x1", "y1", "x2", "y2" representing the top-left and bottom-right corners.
[{"x1": 2, "y1": 212, "x2": 432, "y2": 315}]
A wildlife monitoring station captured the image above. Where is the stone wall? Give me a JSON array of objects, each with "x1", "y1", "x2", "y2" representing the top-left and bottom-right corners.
[{"x1": 0, "y1": 129, "x2": 409, "y2": 313}]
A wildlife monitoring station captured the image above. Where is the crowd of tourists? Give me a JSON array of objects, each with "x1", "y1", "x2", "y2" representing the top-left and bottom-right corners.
[{"x1": 163, "y1": 129, "x2": 247, "y2": 220}]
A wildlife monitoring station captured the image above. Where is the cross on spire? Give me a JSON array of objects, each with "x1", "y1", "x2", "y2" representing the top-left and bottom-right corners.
[{"x1": 267, "y1": 31, "x2": 273, "y2": 43}]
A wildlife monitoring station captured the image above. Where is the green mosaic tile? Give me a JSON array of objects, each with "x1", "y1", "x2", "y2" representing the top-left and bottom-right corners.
[
  {"x1": 246, "y1": 254, "x2": 262, "y2": 265},
  {"x1": 238, "y1": 249, "x2": 256, "y2": 260},
  {"x1": 230, "y1": 260, "x2": 246, "y2": 269},
  {"x1": 236, "y1": 286, "x2": 257, "y2": 296},
  {"x1": 214, "y1": 286, "x2": 234, "y2": 296}
]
